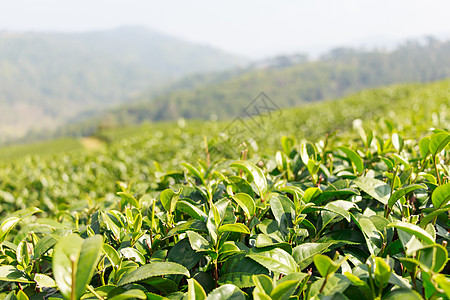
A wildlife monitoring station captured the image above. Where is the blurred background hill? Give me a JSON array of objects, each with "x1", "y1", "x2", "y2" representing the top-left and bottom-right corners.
[
  {"x1": 11, "y1": 37, "x2": 450, "y2": 143},
  {"x1": 0, "y1": 26, "x2": 245, "y2": 144}
]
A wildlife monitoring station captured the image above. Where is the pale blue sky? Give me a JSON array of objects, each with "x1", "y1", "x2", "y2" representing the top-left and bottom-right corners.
[{"x1": 1, "y1": 0, "x2": 449, "y2": 58}]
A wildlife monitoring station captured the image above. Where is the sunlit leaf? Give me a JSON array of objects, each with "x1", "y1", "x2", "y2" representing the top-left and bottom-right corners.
[
  {"x1": 388, "y1": 221, "x2": 435, "y2": 245},
  {"x1": 53, "y1": 234, "x2": 103, "y2": 300}
]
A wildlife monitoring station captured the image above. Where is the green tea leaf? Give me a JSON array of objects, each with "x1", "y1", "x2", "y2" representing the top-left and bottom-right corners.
[
  {"x1": 0, "y1": 217, "x2": 21, "y2": 243},
  {"x1": 109, "y1": 289, "x2": 147, "y2": 300},
  {"x1": 160, "y1": 188, "x2": 182, "y2": 214},
  {"x1": 34, "y1": 273, "x2": 56, "y2": 288},
  {"x1": 429, "y1": 131, "x2": 450, "y2": 156},
  {"x1": 300, "y1": 142, "x2": 317, "y2": 165},
  {"x1": 433, "y1": 274, "x2": 450, "y2": 299},
  {"x1": 118, "y1": 262, "x2": 189, "y2": 286},
  {"x1": 182, "y1": 162, "x2": 205, "y2": 185},
  {"x1": 388, "y1": 221, "x2": 435, "y2": 245},
  {"x1": 292, "y1": 242, "x2": 334, "y2": 270},
  {"x1": 322, "y1": 203, "x2": 351, "y2": 222},
  {"x1": 187, "y1": 231, "x2": 211, "y2": 251},
  {"x1": 253, "y1": 274, "x2": 273, "y2": 295},
  {"x1": 168, "y1": 238, "x2": 203, "y2": 270},
  {"x1": 391, "y1": 133, "x2": 404, "y2": 152},
  {"x1": 417, "y1": 244, "x2": 448, "y2": 273},
  {"x1": 187, "y1": 278, "x2": 207, "y2": 300},
  {"x1": 247, "y1": 248, "x2": 298, "y2": 274},
  {"x1": 120, "y1": 247, "x2": 145, "y2": 265},
  {"x1": 15, "y1": 290, "x2": 28, "y2": 300},
  {"x1": 358, "y1": 217, "x2": 383, "y2": 256},
  {"x1": 144, "y1": 277, "x2": 178, "y2": 295},
  {"x1": 419, "y1": 136, "x2": 430, "y2": 158},
  {"x1": 269, "y1": 193, "x2": 295, "y2": 234},
  {"x1": 218, "y1": 272, "x2": 255, "y2": 288},
  {"x1": 218, "y1": 223, "x2": 250, "y2": 235},
  {"x1": 103, "y1": 244, "x2": 120, "y2": 269},
  {"x1": 313, "y1": 254, "x2": 347, "y2": 278},
  {"x1": 420, "y1": 206, "x2": 450, "y2": 228},
  {"x1": 117, "y1": 192, "x2": 139, "y2": 209},
  {"x1": 176, "y1": 200, "x2": 208, "y2": 221},
  {"x1": 34, "y1": 234, "x2": 60, "y2": 259},
  {"x1": 388, "y1": 184, "x2": 426, "y2": 209},
  {"x1": 232, "y1": 193, "x2": 256, "y2": 219},
  {"x1": 0, "y1": 266, "x2": 33, "y2": 283},
  {"x1": 231, "y1": 161, "x2": 268, "y2": 197},
  {"x1": 53, "y1": 234, "x2": 103, "y2": 300},
  {"x1": 270, "y1": 280, "x2": 299, "y2": 300},
  {"x1": 338, "y1": 146, "x2": 364, "y2": 174},
  {"x1": 309, "y1": 273, "x2": 350, "y2": 297},
  {"x1": 166, "y1": 219, "x2": 207, "y2": 237},
  {"x1": 16, "y1": 240, "x2": 30, "y2": 267},
  {"x1": 374, "y1": 257, "x2": 391, "y2": 288},
  {"x1": 432, "y1": 182, "x2": 450, "y2": 209},
  {"x1": 383, "y1": 288, "x2": 422, "y2": 300},
  {"x1": 303, "y1": 187, "x2": 322, "y2": 203},
  {"x1": 205, "y1": 284, "x2": 245, "y2": 300},
  {"x1": 353, "y1": 177, "x2": 391, "y2": 205}
]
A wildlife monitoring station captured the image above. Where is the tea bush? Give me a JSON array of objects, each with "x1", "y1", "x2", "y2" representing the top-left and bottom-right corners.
[{"x1": 0, "y1": 80, "x2": 449, "y2": 299}]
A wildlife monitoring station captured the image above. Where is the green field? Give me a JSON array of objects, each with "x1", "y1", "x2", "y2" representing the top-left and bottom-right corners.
[{"x1": 0, "y1": 80, "x2": 449, "y2": 299}]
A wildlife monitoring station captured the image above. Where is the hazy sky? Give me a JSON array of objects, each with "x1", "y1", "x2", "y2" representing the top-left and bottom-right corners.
[{"x1": 1, "y1": 0, "x2": 449, "y2": 58}]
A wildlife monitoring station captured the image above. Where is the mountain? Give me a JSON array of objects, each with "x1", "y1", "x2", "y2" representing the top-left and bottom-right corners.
[
  {"x1": 0, "y1": 26, "x2": 246, "y2": 143},
  {"x1": 54, "y1": 37, "x2": 450, "y2": 137},
  {"x1": 1, "y1": 79, "x2": 449, "y2": 163}
]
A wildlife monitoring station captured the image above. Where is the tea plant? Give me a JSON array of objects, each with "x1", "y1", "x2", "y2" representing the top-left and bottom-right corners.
[{"x1": 0, "y1": 126, "x2": 449, "y2": 299}]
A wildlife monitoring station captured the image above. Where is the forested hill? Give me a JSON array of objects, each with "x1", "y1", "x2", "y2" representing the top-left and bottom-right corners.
[
  {"x1": 82, "y1": 38, "x2": 450, "y2": 130},
  {"x1": 0, "y1": 26, "x2": 245, "y2": 144}
]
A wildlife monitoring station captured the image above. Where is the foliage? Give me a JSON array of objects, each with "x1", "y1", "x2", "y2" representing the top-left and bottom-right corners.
[{"x1": 0, "y1": 80, "x2": 449, "y2": 299}]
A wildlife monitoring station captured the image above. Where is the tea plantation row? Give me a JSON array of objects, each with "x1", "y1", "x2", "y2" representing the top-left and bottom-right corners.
[{"x1": 0, "y1": 80, "x2": 449, "y2": 299}]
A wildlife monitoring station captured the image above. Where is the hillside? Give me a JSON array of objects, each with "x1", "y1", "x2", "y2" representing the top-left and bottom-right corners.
[
  {"x1": 2, "y1": 79, "x2": 448, "y2": 164},
  {"x1": 0, "y1": 26, "x2": 245, "y2": 143},
  {"x1": 69, "y1": 38, "x2": 449, "y2": 134}
]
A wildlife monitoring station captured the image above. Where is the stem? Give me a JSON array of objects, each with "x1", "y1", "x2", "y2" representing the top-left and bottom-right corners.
[
  {"x1": 390, "y1": 165, "x2": 399, "y2": 198},
  {"x1": 87, "y1": 285, "x2": 104, "y2": 300},
  {"x1": 246, "y1": 214, "x2": 256, "y2": 229},
  {"x1": 384, "y1": 165, "x2": 399, "y2": 219},
  {"x1": 410, "y1": 268, "x2": 418, "y2": 292},
  {"x1": 71, "y1": 256, "x2": 77, "y2": 300},
  {"x1": 146, "y1": 233, "x2": 153, "y2": 255},
  {"x1": 383, "y1": 205, "x2": 390, "y2": 219},
  {"x1": 378, "y1": 287, "x2": 383, "y2": 299},
  {"x1": 367, "y1": 261, "x2": 376, "y2": 299},
  {"x1": 36, "y1": 260, "x2": 41, "y2": 274},
  {"x1": 434, "y1": 155, "x2": 442, "y2": 186},
  {"x1": 411, "y1": 155, "x2": 428, "y2": 184},
  {"x1": 319, "y1": 275, "x2": 328, "y2": 293},
  {"x1": 100, "y1": 268, "x2": 106, "y2": 286},
  {"x1": 299, "y1": 273, "x2": 311, "y2": 299},
  {"x1": 404, "y1": 196, "x2": 411, "y2": 218},
  {"x1": 214, "y1": 259, "x2": 219, "y2": 288},
  {"x1": 256, "y1": 206, "x2": 270, "y2": 221},
  {"x1": 151, "y1": 200, "x2": 156, "y2": 234},
  {"x1": 432, "y1": 215, "x2": 439, "y2": 226}
]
